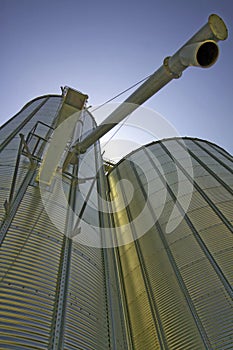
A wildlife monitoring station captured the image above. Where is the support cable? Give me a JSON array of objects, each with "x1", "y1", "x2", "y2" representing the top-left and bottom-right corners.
[
  {"x1": 89, "y1": 74, "x2": 153, "y2": 156},
  {"x1": 91, "y1": 74, "x2": 152, "y2": 113}
]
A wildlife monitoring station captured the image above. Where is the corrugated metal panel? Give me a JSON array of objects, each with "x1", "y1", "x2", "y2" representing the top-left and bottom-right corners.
[
  {"x1": 108, "y1": 137, "x2": 233, "y2": 349},
  {"x1": 0, "y1": 95, "x2": 122, "y2": 349}
]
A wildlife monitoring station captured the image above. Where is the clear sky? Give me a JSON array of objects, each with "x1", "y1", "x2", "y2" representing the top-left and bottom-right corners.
[{"x1": 1, "y1": 0, "x2": 232, "y2": 155}]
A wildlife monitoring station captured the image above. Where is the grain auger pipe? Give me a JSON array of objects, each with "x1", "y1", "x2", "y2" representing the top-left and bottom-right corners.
[{"x1": 74, "y1": 14, "x2": 228, "y2": 155}]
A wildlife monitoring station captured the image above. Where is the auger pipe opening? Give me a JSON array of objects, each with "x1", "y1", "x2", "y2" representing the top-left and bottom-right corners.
[{"x1": 196, "y1": 41, "x2": 219, "y2": 67}]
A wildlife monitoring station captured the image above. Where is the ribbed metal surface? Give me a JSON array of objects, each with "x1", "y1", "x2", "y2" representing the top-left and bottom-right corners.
[
  {"x1": 0, "y1": 96, "x2": 62, "y2": 224},
  {"x1": 108, "y1": 137, "x2": 233, "y2": 350},
  {"x1": 0, "y1": 94, "x2": 126, "y2": 349}
]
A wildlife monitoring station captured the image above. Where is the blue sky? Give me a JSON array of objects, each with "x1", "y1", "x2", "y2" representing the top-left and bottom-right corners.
[{"x1": 1, "y1": 0, "x2": 232, "y2": 154}]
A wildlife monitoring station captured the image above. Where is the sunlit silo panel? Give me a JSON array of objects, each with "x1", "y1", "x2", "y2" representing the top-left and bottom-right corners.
[{"x1": 108, "y1": 137, "x2": 233, "y2": 350}]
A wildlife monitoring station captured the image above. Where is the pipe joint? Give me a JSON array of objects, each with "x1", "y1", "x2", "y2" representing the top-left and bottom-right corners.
[{"x1": 163, "y1": 57, "x2": 182, "y2": 79}]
